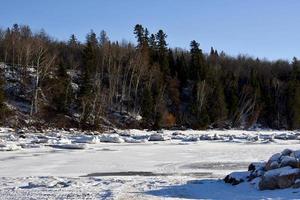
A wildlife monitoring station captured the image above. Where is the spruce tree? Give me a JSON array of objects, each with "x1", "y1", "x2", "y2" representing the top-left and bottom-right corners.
[
  {"x1": 134, "y1": 24, "x2": 145, "y2": 48},
  {"x1": 80, "y1": 30, "x2": 98, "y2": 97},
  {"x1": 155, "y1": 30, "x2": 169, "y2": 75},
  {"x1": 190, "y1": 40, "x2": 205, "y2": 80}
]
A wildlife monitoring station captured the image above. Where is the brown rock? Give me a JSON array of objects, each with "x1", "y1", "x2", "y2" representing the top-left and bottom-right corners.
[{"x1": 259, "y1": 175, "x2": 278, "y2": 190}]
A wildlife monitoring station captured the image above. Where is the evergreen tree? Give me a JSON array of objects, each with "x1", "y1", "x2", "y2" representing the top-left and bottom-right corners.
[
  {"x1": 134, "y1": 24, "x2": 145, "y2": 48},
  {"x1": 155, "y1": 30, "x2": 169, "y2": 75},
  {"x1": 80, "y1": 30, "x2": 98, "y2": 97},
  {"x1": 148, "y1": 33, "x2": 157, "y2": 64},
  {"x1": 190, "y1": 40, "x2": 205, "y2": 80},
  {"x1": 68, "y1": 34, "x2": 79, "y2": 47},
  {"x1": 99, "y1": 30, "x2": 109, "y2": 46}
]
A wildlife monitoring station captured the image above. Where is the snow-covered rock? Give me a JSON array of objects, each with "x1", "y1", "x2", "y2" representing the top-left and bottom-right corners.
[
  {"x1": 0, "y1": 143, "x2": 21, "y2": 151},
  {"x1": 224, "y1": 171, "x2": 250, "y2": 185},
  {"x1": 148, "y1": 133, "x2": 168, "y2": 141},
  {"x1": 274, "y1": 132, "x2": 297, "y2": 140},
  {"x1": 226, "y1": 149, "x2": 300, "y2": 190},
  {"x1": 73, "y1": 135, "x2": 100, "y2": 144},
  {"x1": 182, "y1": 136, "x2": 199, "y2": 142},
  {"x1": 100, "y1": 134, "x2": 124, "y2": 143},
  {"x1": 123, "y1": 137, "x2": 146, "y2": 143}
]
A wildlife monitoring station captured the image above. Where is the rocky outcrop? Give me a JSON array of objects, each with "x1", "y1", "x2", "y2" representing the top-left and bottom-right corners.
[{"x1": 224, "y1": 149, "x2": 300, "y2": 190}]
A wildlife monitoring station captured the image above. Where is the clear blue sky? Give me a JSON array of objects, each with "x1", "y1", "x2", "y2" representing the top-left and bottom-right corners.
[{"x1": 1, "y1": 0, "x2": 300, "y2": 61}]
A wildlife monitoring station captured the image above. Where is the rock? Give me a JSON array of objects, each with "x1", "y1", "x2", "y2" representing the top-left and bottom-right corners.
[
  {"x1": 281, "y1": 149, "x2": 293, "y2": 156},
  {"x1": 226, "y1": 149, "x2": 300, "y2": 191},
  {"x1": 73, "y1": 135, "x2": 100, "y2": 144},
  {"x1": 269, "y1": 161, "x2": 280, "y2": 170},
  {"x1": 280, "y1": 156, "x2": 300, "y2": 168},
  {"x1": 269, "y1": 153, "x2": 282, "y2": 162},
  {"x1": 124, "y1": 137, "x2": 146, "y2": 143},
  {"x1": 100, "y1": 134, "x2": 124, "y2": 143},
  {"x1": 224, "y1": 171, "x2": 250, "y2": 185},
  {"x1": 248, "y1": 162, "x2": 265, "y2": 172},
  {"x1": 213, "y1": 134, "x2": 221, "y2": 140},
  {"x1": 31, "y1": 138, "x2": 49, "y2": 144},
  {"x1": 277, "y1": 168, "x2": 300, "y2": 189},
  {"x1": 259, "y1": 174, "x2": 279, "y2": 190},
  {"x1": 200, "y1": 134, "x2": 214, "y2": 140},
  {"x1": 19, "y1": 134, "x2": 26, "y2": 139},
  {"x1": 0, "y1": 143, "x2": 21, "y2": 151},
  {"x1": 16, "y1": 129, "x2": 25, "y2": 134},
  {"x1": 250, "y1": 177, "x2": 262, "y2": 189},
  {"x1": 259, "y1": 134, "x2": 274, "y2": 141},
  {"x1": 118, "y1": 131, "x2": 131, "y2": 137},
  {"x1": 275, "y1": 133, "x2": 297, "y2": 140},
  {"x1": 148, "y1": 133, "x2": 167, "y2": 141},
  {"x1": 291, "y1": 150, "x2": 300, "y2": 159},
  {"x1": 259, "y1": 167, "x2": 300, "y2": 190},
  {"x1": 266, "y1": 153, "x2": 281, "y2": 170},
  {"x1": 248, "y1": 135, "x2": 259, "y2": 142},
  {"x1": 182, "y1": 136, "x2": 199, "y2": 142}
]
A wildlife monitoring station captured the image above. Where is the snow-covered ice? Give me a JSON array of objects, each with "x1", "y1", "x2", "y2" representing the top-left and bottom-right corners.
[{"x1": 0, "y1": 128, "x2": 300, "y2": 199}]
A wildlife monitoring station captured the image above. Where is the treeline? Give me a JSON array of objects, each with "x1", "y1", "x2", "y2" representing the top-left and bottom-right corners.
[{"x1": 0, "y1": 23, "x2": 299, "y2": 130}]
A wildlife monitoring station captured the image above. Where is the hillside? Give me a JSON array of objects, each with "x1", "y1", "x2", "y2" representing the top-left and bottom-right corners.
[{"x1": 0, "y1": 24, "x2": 299, "y2": 130}]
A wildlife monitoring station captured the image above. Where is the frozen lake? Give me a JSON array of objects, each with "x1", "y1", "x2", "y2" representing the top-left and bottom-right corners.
[{"x1": 0, "y1": 129, "x2": 300, "y2": 199}]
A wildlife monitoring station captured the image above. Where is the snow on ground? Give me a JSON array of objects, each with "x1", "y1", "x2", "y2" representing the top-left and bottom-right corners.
[{"x1": 0, "y1": 128, "x2": 300, "y2": 199}]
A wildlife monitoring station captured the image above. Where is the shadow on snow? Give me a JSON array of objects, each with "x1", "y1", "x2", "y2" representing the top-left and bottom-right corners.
[{"x1": 145, "y1": 179, "x2": 300, "y2": 200}]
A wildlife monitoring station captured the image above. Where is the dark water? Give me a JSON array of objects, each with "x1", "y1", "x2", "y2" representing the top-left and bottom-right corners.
[{"x1": 82, "y1": 171, "x2": 213, "y2": 178}]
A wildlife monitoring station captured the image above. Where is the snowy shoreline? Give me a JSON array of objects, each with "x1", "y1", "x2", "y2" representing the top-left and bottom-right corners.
[{"x1": 0, "y1": 128, "x2": 300, "y2": 199}]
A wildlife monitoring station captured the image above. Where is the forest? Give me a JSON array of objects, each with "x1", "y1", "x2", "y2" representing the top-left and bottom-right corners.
[{"x1": 0, "y1": 23, "x2": 299, "y2": 130}]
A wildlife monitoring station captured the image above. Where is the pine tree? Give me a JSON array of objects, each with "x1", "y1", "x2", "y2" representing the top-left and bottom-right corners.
[
  {"x1": 134, "y1": 24, "x2": 146, "y2": 48},
  {"x1": 155, "y1": 30, "x2": 169, "y2": 75},
  {"x1": 190, "y1": 40, "x2": 206, "y2": 80},
  {"x1": 80, "y1": 30, "x2": 98, "y2": 97},
  {"x1": 68, "y1": 34, "x2": 78, "y2": 47},
  {"x1": 148, "y1": 33, "x2": 157, "y2": 64},
  {"x1": 99, "y1": 30, "x2": 109, "y2": 46}
]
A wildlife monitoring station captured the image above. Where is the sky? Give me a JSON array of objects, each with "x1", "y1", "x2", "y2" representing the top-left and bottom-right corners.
[{"x1": 1, "y1": 0, "x2": 300, "y2": 61}]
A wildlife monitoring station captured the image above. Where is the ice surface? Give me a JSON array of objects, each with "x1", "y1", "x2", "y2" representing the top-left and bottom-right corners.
[{"x1": 0, "y1": 128, "x2": 299, "y2": 199}]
